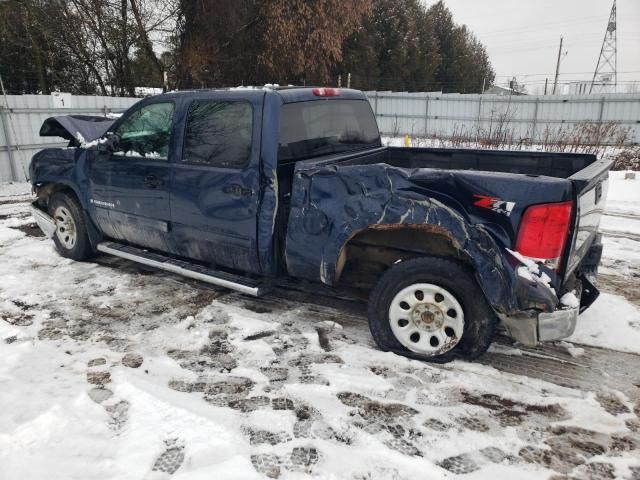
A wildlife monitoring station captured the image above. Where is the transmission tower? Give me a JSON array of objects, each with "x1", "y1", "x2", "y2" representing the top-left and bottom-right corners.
[{"x1": 589, "y1": 0, "x2": 617, "y2": 94}]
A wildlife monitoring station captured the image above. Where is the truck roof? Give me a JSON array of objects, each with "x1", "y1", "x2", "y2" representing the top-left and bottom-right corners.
[{"x1": 156, "y1": 86, "x2": 368, "y2": 103}]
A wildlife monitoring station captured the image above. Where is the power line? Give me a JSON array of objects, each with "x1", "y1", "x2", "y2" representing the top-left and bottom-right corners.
[
  {"x1": 491, "y1": 38, "x2": 611, "y2": 55},
  {"x1": 494, "y1": 70, "x2": 640, "y2": 78},
  {"x1": 477, "y1": 15, "x2": 609, "y2": 38}
]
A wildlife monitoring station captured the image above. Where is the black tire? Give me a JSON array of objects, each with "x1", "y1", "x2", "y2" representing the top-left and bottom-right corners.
[
  {"x1": 48, "y1": 191, "x2": 93, "y2": 261},
  {"x1": 367, "y1": 256, "x2": 497, "y2": 363}
]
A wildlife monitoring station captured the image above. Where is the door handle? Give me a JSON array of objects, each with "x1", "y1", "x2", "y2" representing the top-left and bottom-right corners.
[
  {"x1": 144, "y1": 175, "x2": 163, "y2": 188},
  {"x1": 223, "y1": 184, "x2": 253, "y2": 197}
]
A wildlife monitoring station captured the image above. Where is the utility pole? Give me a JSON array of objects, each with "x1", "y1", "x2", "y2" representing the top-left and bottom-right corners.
[
  {"x1": 0, "y1": 72, "x2": 18, "y2": 182},
  {"x1": 544, "y1": 78, "x2": 549, "y2": 95},
  {"x1": 553, "y1": 36, "x2": 563, "y2": 95}
]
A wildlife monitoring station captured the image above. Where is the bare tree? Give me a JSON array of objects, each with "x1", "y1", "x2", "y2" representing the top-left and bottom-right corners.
[{"x1": 0, "y1": 0, "x2": 179, "y2": 95}]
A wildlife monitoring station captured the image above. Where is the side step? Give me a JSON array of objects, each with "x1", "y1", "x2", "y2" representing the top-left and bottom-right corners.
[{"x1": 96, "y1": 241, "x2": 267, "y2": 297}]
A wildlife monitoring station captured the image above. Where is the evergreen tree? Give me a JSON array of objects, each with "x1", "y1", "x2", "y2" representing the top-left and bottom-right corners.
[
  {"x1": 339, "y1": 0, "x2": 494, "y2": 93},
  {"x1": 427, "y1": 1, "x2": 494, "y2": 92}
]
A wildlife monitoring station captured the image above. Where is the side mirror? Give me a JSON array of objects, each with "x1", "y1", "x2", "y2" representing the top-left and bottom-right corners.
[{"x1": 97, "y1": 133, "x2": 120, "y2": 154}]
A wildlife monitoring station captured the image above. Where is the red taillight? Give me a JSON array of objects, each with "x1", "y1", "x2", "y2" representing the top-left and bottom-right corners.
[
  {"x1": 312, "y1": 87, "x2": 340, "y2": 97},
  {"x1": 515, "y1": 201, "x2": 573, "y2": 270}
]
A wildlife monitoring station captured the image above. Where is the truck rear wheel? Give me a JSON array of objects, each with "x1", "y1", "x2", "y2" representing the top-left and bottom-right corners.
[
  {"x1": 48, "y1": 192, "x2": 93, "y2": 261},
  {"x1": 367, "y1": 257, "x2": 497, "y2": 363}
]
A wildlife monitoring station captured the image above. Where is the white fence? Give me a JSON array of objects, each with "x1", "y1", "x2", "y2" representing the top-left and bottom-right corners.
[
  {"x1": 2, "y1": 91, "x2": 640, "y2": 183},
  {"x1": 365, "y1": 91, "x2": 640, "y2": 146},
  {"x1": 0, "y1": 94, "x2": 139, "y2": 183}
]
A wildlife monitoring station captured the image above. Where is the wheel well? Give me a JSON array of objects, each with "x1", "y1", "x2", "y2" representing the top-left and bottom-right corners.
[
  {"x1": 36, "y1": 182, "x2": 102, "y2": 252},
  {"x1": 335, "y1": 225, "x2": 469, "y2": 291},
  {"x1": 35, "y1": 183, "x2": 79, "y2": 208}
]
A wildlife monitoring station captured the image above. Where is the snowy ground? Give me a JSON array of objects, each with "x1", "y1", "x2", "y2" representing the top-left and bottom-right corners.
[{"x1": 0, "y1": 173, "x2": 639, "y2": 480}]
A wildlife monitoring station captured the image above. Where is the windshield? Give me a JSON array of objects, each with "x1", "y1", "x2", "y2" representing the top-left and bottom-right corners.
[{"x1": 278, "y1": 99, "x2": 381, "y2": 163}]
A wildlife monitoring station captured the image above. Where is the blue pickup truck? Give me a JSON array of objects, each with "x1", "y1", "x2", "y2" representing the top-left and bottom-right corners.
[{"x1": 29, "y1": 86, "x2": 610, "y2": 362}]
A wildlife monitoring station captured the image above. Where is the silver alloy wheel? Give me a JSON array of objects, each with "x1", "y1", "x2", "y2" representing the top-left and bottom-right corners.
[
  {"x1": 388, "y1": 283, "x2": 464, "y2": 355},
  {"x1": 53, "y1": 206, "x2": 77, "y2": 250}
]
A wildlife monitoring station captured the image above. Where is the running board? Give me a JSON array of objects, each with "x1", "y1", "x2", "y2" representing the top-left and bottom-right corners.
[{"x1": 96, "y1": 241, "x2": 267, "y2": 297}]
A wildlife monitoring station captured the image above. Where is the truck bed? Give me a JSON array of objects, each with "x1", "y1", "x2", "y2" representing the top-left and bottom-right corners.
[
  {"x1": 291, "y1": 144, "x2": 611, "y2": 286},
  {"x1": 385, "y1": 147, "x2": 597, "y2": 179}
]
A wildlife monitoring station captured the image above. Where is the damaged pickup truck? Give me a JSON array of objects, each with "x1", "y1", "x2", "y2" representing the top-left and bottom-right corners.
[{"x1": 29, "y1": 87, "x2": 610, "y2": 362}]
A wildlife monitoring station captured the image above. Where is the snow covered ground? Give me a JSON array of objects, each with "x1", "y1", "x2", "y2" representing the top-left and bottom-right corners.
[
  {"x1": 566, "y1": 171, "x2": 640, "y2": 353},
  {"x1": 0, "y1": 182, "x2": 31, "y2": 198},
  {"x1": 603, "y1": 171, "x2": 640, "y2": 218},
  {"x1": 0, "y1": 172, "x2": 639, "y2": 480}
]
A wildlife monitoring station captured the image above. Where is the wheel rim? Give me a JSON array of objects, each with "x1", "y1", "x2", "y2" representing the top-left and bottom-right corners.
[
  {"x1": 53, "y1": 206, "x2": 77, "y2": 250},
  {"x1": 388, "y1": 283, "x2": 464, "y2": 356}
]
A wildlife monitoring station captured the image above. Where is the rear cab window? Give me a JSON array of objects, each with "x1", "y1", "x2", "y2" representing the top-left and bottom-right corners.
[{"x1": 278, "y1": 99, "x2": 381, "y2": 163}]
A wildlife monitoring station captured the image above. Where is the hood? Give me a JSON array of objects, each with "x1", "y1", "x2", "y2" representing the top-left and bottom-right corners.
[{"x1": 39, "y1": 115, "x2": 116, "y2": 144}]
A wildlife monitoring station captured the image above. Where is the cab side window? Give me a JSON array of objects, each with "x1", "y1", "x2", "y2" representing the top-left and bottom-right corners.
[
  {"x1": 114, "y1": 102, "x2": 175, "y2": 160},
  {"x1": 183, "y1": 101, "x2": 253, "y2": 168}
]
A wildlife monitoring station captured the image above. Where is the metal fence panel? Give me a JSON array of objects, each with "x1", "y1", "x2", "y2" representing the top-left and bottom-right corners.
[
  {"x1": 0, "y1": 94, "x2": 139, "y2": 183},
  {"x1": 365, "y1": 91, "x2": 640, "y2": 145},
  {"x1": 3, "y1": 91, "x2": 640, "y2": 183}
]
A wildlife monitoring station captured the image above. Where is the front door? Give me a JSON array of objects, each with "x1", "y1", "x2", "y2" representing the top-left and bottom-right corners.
[
  {"x1": 83, "y1": 149, "x2": 113, "y2": 233},
  {"x1": 100, "y1": 101, "x2": 176, "y2": 252},
  {"x1": 170, "y1": 96, "x2": 262, "y2": 273}
]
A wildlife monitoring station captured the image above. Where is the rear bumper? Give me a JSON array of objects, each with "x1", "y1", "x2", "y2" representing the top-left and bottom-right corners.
[
  {"x1": 30, "y1": 202, "x2": 56, "y2": 238},
  {"x1": 499, "y1": 273, "x2": 599, "y2": 347},
  {"x1": 538, "y1": 308, "x2": 578, "y2": 341},
  {"x1": 499, "y1": 306, "x2": 579, "y2": 347},
  {"x1": 500, "y1": 237, "x2": 602, "y2": 346}
]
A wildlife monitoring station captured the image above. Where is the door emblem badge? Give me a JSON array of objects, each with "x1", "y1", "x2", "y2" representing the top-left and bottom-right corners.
[{"x1": 90, "y1": 198, "x2": 115, "y2": 209}]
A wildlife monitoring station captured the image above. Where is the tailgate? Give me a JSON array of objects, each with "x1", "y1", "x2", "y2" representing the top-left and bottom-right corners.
[{"x1": 565, "y1": 157, "x2": 613, "y2": 276}]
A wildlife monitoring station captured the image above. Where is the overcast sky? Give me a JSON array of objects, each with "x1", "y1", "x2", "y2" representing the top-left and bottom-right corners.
[{"x1": 434, "y1": 0, "x2": 640, "y2": 93}]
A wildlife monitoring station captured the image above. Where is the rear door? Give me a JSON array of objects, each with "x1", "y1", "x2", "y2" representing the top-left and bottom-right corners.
[
  {"x1": 169, "y1": 94, "x2": 263, "y2": 273},
  {"x1": 100, "y1": 101, "x2": 176, "y2": 252}
]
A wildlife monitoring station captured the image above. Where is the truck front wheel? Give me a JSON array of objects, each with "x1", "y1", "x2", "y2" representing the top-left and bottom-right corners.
[
  {"x1": 367, "y1": 257, "x2": 497, "y2": 363},
  {"x1": 48, "y1": 192, "x2": 93, "y2": 261}
]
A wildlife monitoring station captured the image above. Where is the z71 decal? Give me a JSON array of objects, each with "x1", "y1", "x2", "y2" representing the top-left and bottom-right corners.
[{"x1": 473, "y1": 195, "x2": 515, "y2": 217}]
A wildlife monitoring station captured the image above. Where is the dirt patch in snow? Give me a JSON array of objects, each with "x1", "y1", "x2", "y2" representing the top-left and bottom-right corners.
[
  {"x1": 9, "y1": 223, "x2": 45, "y2": 238},
  {"x1": 598, "y1": 272, "x2": 640, "y2": 307},
  {"x1": 0, "y1": 198, "x2": 29, "y2": 206}
]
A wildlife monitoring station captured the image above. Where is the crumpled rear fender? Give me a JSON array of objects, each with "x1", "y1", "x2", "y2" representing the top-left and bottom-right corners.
[{"x1": 285, "y1": 163, "x2": 556, "y2": 316}]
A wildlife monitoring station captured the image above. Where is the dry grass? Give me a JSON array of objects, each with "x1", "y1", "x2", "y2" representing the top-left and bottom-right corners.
[{"x1": 408, "y1": 120, "x2": 638, "y2": 171}]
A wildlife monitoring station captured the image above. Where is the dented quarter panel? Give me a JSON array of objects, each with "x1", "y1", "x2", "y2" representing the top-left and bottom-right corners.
[{"x1": 285, "y1": 159, "x2": 573, "y2": 315}]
